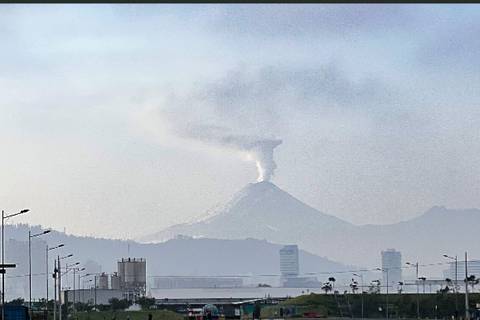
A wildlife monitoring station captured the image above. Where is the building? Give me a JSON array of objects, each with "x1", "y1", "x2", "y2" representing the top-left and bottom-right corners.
[
  {"x1": 63, "y1": 289, "x2": 124, "y2": 305},
  {"x1": 444, "y1": 260, "x2": 480, "y2": 280},
  {"x1": 282, "y1": 276, "x2": 321, "y2": 288},
  {"x1": 118, "y1": 258, "x2": 147, "y2": 300},
  {"x1": 98, "y1": 272, "x2": 109, "y2": 289},
  {"x1": 153, "y1": 277, "x2": 243, "y2": 289},
  {"x1": 381, "y1": 249, "x2": 402, "y2": 292},
  {"x1": 279, "y1": 245, "x2": 320, "y2": 288},
  {"x1": 280, "y1": 245, "x2": 299, "y2": 277}
]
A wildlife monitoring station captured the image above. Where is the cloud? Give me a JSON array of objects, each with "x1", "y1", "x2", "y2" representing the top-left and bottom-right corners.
[
  {"x1": 145, "y1": 63, "x2": 396, "y2": 182},
  {"x1": 211, "y1": 4, "x2": 415, "y2": 38}
]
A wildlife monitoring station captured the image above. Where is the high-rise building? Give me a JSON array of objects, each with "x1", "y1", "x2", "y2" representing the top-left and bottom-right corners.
[
  {"x1": 381, "y1": 249, "x2": 402, "y2": 292},
  {"x1": 280, "y1": 245, "x2": 299, "y2": 277}
]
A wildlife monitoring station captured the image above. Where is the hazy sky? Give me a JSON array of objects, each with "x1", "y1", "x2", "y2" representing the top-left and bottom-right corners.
[{"x1": 1, "y1": 4, "x2": 480, "y2": 239}]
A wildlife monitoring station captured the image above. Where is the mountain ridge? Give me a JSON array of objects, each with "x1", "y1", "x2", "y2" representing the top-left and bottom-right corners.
[{"x1": 139, "y1": 181, "x2": 480, "y2": 268}]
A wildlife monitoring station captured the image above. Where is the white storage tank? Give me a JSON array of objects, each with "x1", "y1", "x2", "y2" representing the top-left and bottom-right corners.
[
  {"x1": 111, "y1": 272, "x2": 121, "y2": 290},
  {"x1": 117, "y1": 258, "x2": 146, "y2": 295},
  {"x1": 98, "y1": 272, "x2": 109, "y2": 289}
]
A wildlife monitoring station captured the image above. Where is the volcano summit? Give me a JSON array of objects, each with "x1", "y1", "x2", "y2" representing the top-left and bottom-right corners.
[{"x1": 139, "y1": 181, "x2": 354, "y2": 251}]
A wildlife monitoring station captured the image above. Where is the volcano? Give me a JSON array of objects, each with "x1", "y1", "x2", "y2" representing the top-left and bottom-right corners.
[
  {"x1": 139, "y1": 182, "x2": 480, "y2": 269},
  {"x1": 139, "y1": 181, "x2": 355, "y2": 255}
]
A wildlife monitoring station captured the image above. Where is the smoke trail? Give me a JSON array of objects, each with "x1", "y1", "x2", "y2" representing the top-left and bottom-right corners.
[{"x1": 181, "y1": 124, "x2": 282, "y2": 182}]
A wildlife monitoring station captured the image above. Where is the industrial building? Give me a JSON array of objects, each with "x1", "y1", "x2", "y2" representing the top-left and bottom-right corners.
[
  {"x1": 381, "y1": 248, "x2": 402, "y2": 292},
  {"x1": 444, "y1": 260, "x2": 480, "y2": 280},
  {"x1": 118, "y1": 257, "x2": 147, "y2": 300},
  {"x1": 62, "y1": 257, "x2": 146, "y2": 305},
  {"x1": 63, "y1": 288, "x2": 124, "y2": 305},
  {"x1": 154, "y1": 276, "x2": 243, "y2": 289}
]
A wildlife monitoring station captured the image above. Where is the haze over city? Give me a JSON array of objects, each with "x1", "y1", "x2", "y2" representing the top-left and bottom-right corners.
[{"x1": 3, "y1": 5, "x2": 480, "y2": 320}]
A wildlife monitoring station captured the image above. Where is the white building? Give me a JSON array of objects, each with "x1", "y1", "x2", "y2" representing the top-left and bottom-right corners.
[
  {"x1": 381, "y1": 249, "x2": 402, "y2": 292},
  {"x1": 280, "y1": 245, "x2": 299, "y2": 277},
  {"x1": 444, "y1": 260, "x2": 480, "y2": 280}
]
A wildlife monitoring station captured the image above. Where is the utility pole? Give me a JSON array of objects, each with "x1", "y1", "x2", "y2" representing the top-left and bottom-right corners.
[
  {"x1": 46, "y1": 245, "x2": 49, "y2": 314},
  {"x1": 415, "y1": 263, "x2": 419, "y2": 319},
  {"x1": 53, "y1": 259, "x2": 57, "y2": 320},
  {"x1": 1, "y1": 208, "x2": 29, "y2": 320},
  {"x1": 58, "y1": 255, "x2": 62, "y2": 320},
  {"x1": 353, "y1": 273, "x2": 364, "y2": 320},
  {"x1": 29, "y1": 230, "x2": 32, "y2": 318},
  {"x1": 465, "y1": 252, "x2": 469, "y2": 320},
  {"x1": 386, "y1": 268, "x2": 389, "y2": 320}
]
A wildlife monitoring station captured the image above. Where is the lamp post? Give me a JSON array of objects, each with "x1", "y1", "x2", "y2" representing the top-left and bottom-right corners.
[
  {"x1": 406, "y1": 262, "x2": 420, "y2": 319},
  {"x1": 29, "y1": 229, "x2": 51, "y2": 318},
  {"x1": 443, "y1": 254, "x2": 458, "y2": 318},
  {"x1": 56, "y1": 254, "x2": 73, "y2": 320},
  {"x1": 70, "y1": 266, "x2": 85, "y2": 315},
  {"x1": 83, "y1": 279, "x2": 93, "y2": 306},
  {"x1": 353, "y1": 273, "x2": 364, "y2": 320},
  {"x1": 84, "y1": 274, "x2": 98, "y2": 310},
  {"x1": 377, "y1": 268, "x2": 389, "y2": 319},
  {"x1": 65, "y1": 262, "x2": 80, "y2": 316},
  {"x1": 47, "y1": 244, "x2": 64, "y2": 315},
  {"x1": 79, "y1": 274, "x2": 90, "y2": 306},
  {"x1": 1, "y1": 208, "x2": 29, "y2": 320},
  {"x1": 464, "y1": 252, "x2": 469, "y2": 320}
]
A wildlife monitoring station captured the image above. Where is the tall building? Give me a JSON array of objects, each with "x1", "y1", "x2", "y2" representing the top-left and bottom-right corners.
[
  {"x1": 381, "y1": 249, "x2": 402, "y2": 292},
  {"x1": 280, "y1": 245, "x2": 299, "y2": 277}
]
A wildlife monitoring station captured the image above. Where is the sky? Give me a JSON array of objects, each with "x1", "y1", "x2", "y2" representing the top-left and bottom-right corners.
[{"x1": 1, "y1": 4, "x2": 480, "y2": 239}]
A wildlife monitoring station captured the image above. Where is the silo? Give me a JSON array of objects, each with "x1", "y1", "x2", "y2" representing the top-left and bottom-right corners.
[
  {"x1": 135, "y1": 259, "x2": 147, "y2": 286},
  {"x1": 117, "y1": 259, "x2": 126, "y2": 289},
  {"x1": 117, "y1": 258, "x2": 147, "y2": 298},
  {"x1": 111, "y1": 272, "x2": 121, "y2": 290},
  {"x1": 98, "y1": 272, "x2": 109, "y2": 289},
  {"x1": 124, "y1": 258, "x2": 137, "y2": 287}
]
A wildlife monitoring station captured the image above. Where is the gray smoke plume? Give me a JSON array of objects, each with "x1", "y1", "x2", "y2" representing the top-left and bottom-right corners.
[
  {"x1": 249, "y1": 139, "x2": 282, "y2": 182},
  {"x1": 182, "y1": 124, "x2": 282, "y2": 182}
]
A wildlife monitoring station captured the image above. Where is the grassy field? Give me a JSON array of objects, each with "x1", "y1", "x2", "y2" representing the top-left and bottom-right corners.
[{"x1": 74, "y1": 310, "x2": 183, "y2": 320}]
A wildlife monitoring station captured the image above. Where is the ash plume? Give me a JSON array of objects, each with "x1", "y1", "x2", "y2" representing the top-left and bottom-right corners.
[
  {"x1": 182, "y1": 124, "x2": 282, "y2": 182},
  {"x1": 249, "y1": 139, "x2": 282, "y2": 182}
]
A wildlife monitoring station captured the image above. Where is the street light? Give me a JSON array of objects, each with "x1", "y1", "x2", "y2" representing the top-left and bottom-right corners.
[
  {"x1": 29, "y1": 229, "x2": 51, "y2": 317},
  {"x1": 444, "y1": 254, "x2": 459, "y2": 319},
  {"x1": 46, "y1": 244, "x2": 64, "y2": 315},
  {"x1": 406, "y1": 262, "x2": 420, "y2": 319},
  {"x1": 64, "y1": 264, "x2": 84, "y2": 316},
  {"x1": 376, "y1": 268, "x2": 389, "y2": 319},
  {"x1": 1, "y1": 208, "x2": 29, "y2": 320},
  {"x1": 84, "y1": 273, "x2": 99, "y2": 310},
  {"x1": 353, "y1": 273, "x2": 364, "y2": 320},
  {"x1": 55, "y1": 254, "x2": 73, "y2": 320}
]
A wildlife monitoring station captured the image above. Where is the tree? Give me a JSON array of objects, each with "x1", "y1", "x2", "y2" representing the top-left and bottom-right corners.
[
  {"x1": 369, "y1": 280, "x2": 381, "y2": 294},
  {"x1": 328, "y1": 277, "x2": 336, "y2": 292},
  {"x1": 350, "y1": 279, "x2": 359, "y2": 294},
  {"x1": 321, "y1": 282, "x2": 332, "y2": 294},
  {"x1": 137, "y1": 296, "x2": 156, "y2": 310},
  {"x1": 109, "y1": 298, "x2": 132, "y2": 311},
  {"x1": 467, "y1": 275, "x2": 479, "y2": 292},
  {"x1": 6, "y1": 298, "x2": 24, "y2": 306}
]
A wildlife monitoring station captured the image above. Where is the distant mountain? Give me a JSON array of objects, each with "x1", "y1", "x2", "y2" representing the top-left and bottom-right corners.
[
  {"x1": 139, "y1": 182, "x2": 480, "y2": 269},
  {"x1": 3, "y1": 224, "x2": 353, "y2": 300},
  {"x1": 139, "y1": 181, "x2": 355, "y2": 247}
]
